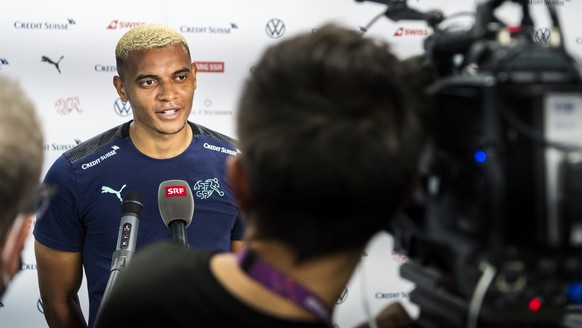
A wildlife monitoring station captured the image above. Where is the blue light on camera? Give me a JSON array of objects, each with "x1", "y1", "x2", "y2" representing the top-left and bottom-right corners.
[{"x1": 474, "y1": 150, "x2": 487, "y2": 164}]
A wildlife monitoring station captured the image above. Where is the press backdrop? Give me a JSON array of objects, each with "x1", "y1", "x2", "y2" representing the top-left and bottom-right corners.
[{"x1": 1, "y1": 0, "x2": 581, "y2": 327}]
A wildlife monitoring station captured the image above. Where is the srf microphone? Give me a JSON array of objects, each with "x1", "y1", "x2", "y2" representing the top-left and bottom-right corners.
[
  {"x1": 158, "y1": 179, "x2": 194, "y2": 247},
  {"x1": 96, "y1": 191, "x2": 143, "y2": 322}
]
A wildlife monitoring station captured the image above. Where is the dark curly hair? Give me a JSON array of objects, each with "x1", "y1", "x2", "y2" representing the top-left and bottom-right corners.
[{"x1": 237, "y1": 24, "x2": 426, "y2": 262}]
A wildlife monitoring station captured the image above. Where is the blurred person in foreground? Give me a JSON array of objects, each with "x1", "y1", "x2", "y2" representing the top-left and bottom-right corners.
[
  {"x1": 0, "y1": 75, "x2": 44, "y2": 298},
  {"x1": 96, "y1": 24, "x2": 424, "y2": 327},
  {"x1": 34, "y1": 23, "x2": 244, "y2": 328}
]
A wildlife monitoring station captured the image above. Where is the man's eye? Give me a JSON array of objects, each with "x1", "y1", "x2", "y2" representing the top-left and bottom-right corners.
[
  {"x1": 141, "y1": 80, "x2": 155, "y2": 87},
  {"x1": 177, "y1": 75, "x2": 187, "y2": 81}
]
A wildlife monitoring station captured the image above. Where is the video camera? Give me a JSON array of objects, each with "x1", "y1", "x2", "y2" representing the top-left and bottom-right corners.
[{"x1": 357, "y1": 0, "x2": 582, "y2": 327}]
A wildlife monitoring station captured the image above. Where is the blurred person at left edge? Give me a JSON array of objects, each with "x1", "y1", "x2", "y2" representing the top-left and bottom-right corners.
[{"x1": 0, "y1": 75, "x2": 44, "y2": 298}]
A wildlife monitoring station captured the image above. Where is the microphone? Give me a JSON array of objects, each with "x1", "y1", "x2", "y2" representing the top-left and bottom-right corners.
[
  {"x1": 355, "y1": 0, "x2": 426, "y2": 21},
  {"x1": 158, "y1": 179, "x2": 194, "y2": 247},
  {"x1": 96, "y1": 191, "x2": 143, "y2": 321}
]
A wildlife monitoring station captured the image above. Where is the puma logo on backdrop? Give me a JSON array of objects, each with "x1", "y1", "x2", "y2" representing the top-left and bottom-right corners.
[{"x1": 41, "y1": 55, "x2": 64, "y2": 73}]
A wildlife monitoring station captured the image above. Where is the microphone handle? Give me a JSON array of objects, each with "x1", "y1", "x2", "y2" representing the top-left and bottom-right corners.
[
  {"x1": 97, "y1": 213, "x2": 139, "y2": 317},
  {"x1": 100, "y1": 255, "x2": 126, "y2": 309},
  {"x1": 169, "y1": 219, "x2": 189, "y2": 247}
]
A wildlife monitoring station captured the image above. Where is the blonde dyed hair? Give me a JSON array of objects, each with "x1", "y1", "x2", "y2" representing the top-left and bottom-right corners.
[{"x1": 115, "y1": 24, "x2": 190, "y2": 77}]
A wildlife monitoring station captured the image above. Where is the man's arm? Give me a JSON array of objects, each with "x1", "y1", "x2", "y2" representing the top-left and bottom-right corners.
[
  {"x1": 35, "y1": 241, "x2": 87, "y2": 328},
  {"x1": 230, "y1": 240, "x2": 244, "y2": 253},
  {"x1": 355, "y1": 302, "x2": 412, "y2": 328}
]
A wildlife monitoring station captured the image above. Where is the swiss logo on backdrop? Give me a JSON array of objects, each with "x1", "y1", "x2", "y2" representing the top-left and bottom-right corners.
[
  {"x1": 106, "y1": 20, "x2": 145, "y2": 30},
  {"x1": 393, "y1": 27, "x2": 429, "y2": 37},
  {"x1": 166, "y1": 186, "x2": 187, "y2": 197},
  {"x1": 55, "y1": 96, "x2": 82, "y2": 115}
]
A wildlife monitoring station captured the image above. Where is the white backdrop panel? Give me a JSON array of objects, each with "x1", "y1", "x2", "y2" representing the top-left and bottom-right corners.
[{"x1": 1, "y1": 1, "x2": 581, "y2": 327}]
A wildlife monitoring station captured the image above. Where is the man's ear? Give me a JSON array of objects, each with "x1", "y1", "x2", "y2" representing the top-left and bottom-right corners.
[
  {"x1": 226, "y1": 156, "x2": 252, "y2": 212},
  {"x1": 113, "y1": 76, "x2": 129, "y2": 102},
  {"x1": 0, "y1": 214, "x2": 32, "y2": 286},
  {"x1": 191, "y1": 62, "x2": 198, "y2": 92}
]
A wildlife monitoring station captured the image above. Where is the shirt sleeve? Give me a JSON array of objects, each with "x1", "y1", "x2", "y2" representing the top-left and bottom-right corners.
[
  {"x1": 230, "y1": 213, "x2": 245, "y2": 241},
  {"x1": 33, "y1": 155, "x2": 84, "y2": 252}
]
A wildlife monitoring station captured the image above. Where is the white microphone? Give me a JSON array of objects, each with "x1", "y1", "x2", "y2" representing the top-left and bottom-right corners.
[{"x1": 158, "y1": 179, "x2": 194, "y2": 247}]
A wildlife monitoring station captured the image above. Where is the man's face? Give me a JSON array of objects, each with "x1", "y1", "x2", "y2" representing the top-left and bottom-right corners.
[{"x1": 115, "y1": 43, "x2": 196, "y2": 136}]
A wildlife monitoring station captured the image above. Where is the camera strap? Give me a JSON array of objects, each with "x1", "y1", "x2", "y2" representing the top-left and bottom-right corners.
[{"x1": 236, "y1": 247, "x2": 333, "y2": 327}]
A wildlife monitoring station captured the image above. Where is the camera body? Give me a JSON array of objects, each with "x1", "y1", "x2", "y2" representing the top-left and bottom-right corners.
[{"x1": 369, "y1": 0, "x2": 582, "y2": 326}]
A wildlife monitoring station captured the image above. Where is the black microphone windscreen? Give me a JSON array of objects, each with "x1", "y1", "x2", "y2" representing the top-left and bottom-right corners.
[
  {"x1": 157, "y1": 180, "x2": 194, "y2": 228},
  {"x1": 122, "y1": 191, "x2": 144, "y2": 217}
]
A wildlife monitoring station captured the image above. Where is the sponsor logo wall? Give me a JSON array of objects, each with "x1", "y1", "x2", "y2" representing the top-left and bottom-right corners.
[{"x1": 1, "y1": 0, "x2": 581, "y2": 327}]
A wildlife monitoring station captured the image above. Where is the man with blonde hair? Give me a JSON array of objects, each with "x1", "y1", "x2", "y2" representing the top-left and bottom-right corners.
[
  {"x1": 34, "y1": 24, "x2": 244, "y2": 327},
  {"x1": 0, "y1": 75, "x2": 44, "y2": 297}
]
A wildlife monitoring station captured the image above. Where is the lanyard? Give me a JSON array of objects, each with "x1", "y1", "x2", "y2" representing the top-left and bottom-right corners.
[{"x1": 236, "y1": 247, "x2": 334, "y2": 328}]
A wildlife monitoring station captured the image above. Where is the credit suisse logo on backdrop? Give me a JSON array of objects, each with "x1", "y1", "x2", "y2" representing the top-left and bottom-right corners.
[
  {"x1": 14, "y1": 18, "x2": 77, "y2": 30},
  {"x1": 45, "y1": 139, "x2": 82, "y2": 152},
  {"x1": 95, "y1": 64, "x2": 116, "y2": 73},
  {"x1": 375, "y1": 290, "x2": 410, "y2": 300},
  {"x1": 0, "y1": 58, "x2": 9, "y2": 69},
  {"x1": 180, "y1": 22, "x2": 239, "y2": 34},
  {"x1": 476, "y1": 0, "x2": 573, "y2": 5},
  {"x1": 312, "y1": 26, "x2": 365, "y2": 35},
  {"x1": 526, "y1": 0, "x2": 571, "y2": 5}
]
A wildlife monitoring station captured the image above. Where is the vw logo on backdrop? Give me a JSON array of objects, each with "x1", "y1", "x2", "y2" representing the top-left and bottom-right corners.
[
  {"x1": 114, "y1": 98, "x2": 132, "y2": 117},
  {"x1": 37, "y1": 298, "x2": 44, "y2": 313},
  {"x1": 266, "y1": 18, "x2": 285, "y2": 39},
  {"x1": 336, "y1": 288, "x2": 349, "y2": 304},
  {"x1": 534, "y1": 27, "x2": 551, "y2": 46}
]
